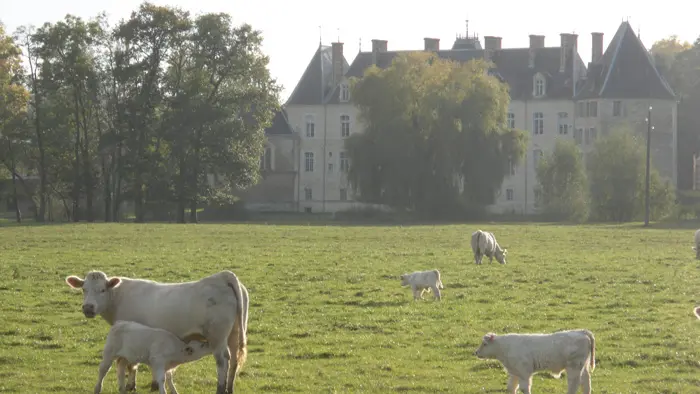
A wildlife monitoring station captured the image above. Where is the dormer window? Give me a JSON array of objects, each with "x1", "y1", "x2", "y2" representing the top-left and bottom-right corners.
[
  {"x1": 533, "y1": 74, "x2": 546, "y2": 97},
  {"x1": 339, "y1": 84, "x2": 350, "y2": 102}
]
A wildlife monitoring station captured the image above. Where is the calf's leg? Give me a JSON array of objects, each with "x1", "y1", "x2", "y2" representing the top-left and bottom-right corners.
[
  {"x1": 165, "y1": 370, "x2": 178, "y2": 394},
  {"x1": 125, "y1": 362, "x2": 138, "y2": 391},
  {"x1": 117, "y1": 359, "x2": 129, "y2": 394},
  {"x1": 431, "y1": 285, "x2": 441, "y2": 300},
  {"x1": 518, "y1": 375, "x2": 532, "y2": 394},
  {"x1": 506, "y1": 374, "x2": 519, "y2": 394},
  {"x1": 580, "y1": 366, "x2": 592, "y2": 394},
  {"x1": 93, "y1": 356, "x2": 113, "y2": 394}
]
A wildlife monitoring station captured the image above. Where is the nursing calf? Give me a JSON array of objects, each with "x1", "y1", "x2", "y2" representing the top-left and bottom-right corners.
[
  {"x1": 473, "y1": 329, "x2": 596, "y2": 394},
  {"x1": 94, "y1": 320, "x2": 210, "y2": 394},
  {"x1": 471, "y1": 229, "x2": 507, "y2": 265},
  {"x1": 65, "y1": 270, "x2": 249, "y2": 394},
  {"x1": 400, "y1": 269, "x2": 444, "y2": 301}
]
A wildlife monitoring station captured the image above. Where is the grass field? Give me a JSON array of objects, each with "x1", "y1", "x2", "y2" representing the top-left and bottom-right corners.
[{"x1": 1, "y1": 222, "x2": 700, "y2": 393}]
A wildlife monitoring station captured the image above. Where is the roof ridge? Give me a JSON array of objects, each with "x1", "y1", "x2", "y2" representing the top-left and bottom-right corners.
[
  {"x1": 284, "y1": 45, "x2": 322, "y2": 106},
  {"x1": 599, "y1": 26, "x2": 627, "y2": 96}
]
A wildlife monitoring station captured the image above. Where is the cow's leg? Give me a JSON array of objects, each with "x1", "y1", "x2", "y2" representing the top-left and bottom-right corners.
[
  {"x1": 506, "y1": 374, "x2": 519, "y2": 394},
  {"x1": 518, "y1": 375, "x2": 532, "y2": 394},
  {"x1": 565, "y1": 365, "x2": 583, "y2": 394},
  {"x1": 580, "y1": 366, "x2": 591, "y2": 394},
  {"x1": 93, "y1": 357, "x2": 113, "y2": 394},
  {"x1": 411, "y1": 285, "x2": 419, "y2": 301},
  {"x1": 165, "y1": 370, "x2": 178, "y2": 394},
  {"x1": 148, "y1": 367, "x2": 160, "y2": 391}
]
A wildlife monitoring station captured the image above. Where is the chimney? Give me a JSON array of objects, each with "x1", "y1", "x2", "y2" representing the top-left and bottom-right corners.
[
  {"x1": 331, "y1": 42, "x2": 344, "y2": 87},
  {"x1": 591, "y1": 32, "x2": 603, "y2": 64},
  {"x1": 560, "y1": 33, "x2": 578, "y2": 73},
  {"x1": 424, "y1": 37, "x2": 440, "y2": 51},
  {"x1": 371, "y1": 39, "x2": 388, "y2": 66},
  {"x1": 483, "y1": 36, "x2": 501, "y2": 62},
  {"x1": 528, "y1": 35, "x2": 544, "y2": 68}
]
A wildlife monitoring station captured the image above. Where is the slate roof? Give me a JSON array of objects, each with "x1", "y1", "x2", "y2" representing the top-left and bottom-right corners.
[
  {"x1": 264, "y1": 109, "x2": 294, "y2": 135},
  {"x1": 285, "y1": 45, "x2": 351, "y2": 106},
  {"x1": 345, "y1": 46, "x2": 586, "y2": 100},
  {"x1": 575, "y1": 22, "x2": 676, "y2": 100}
]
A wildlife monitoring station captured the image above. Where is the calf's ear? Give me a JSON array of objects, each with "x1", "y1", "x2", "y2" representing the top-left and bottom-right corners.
[
  {"x1": 65, "y1": 276, "x2": 84, "y2": 289},
  {"x1": 107, "y1": 277, "x2": 122, "y2": 289}
]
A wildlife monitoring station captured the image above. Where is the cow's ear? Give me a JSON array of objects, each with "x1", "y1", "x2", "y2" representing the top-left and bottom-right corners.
[
  {"x1": 488, "y1": 334, "x2": 495, "y2": 342},
  {"x1": 66, "y1": 276, "x2": 84, "y2": 289},
  {"x1": 693, "y1": 247, "x2": 697, "y2": 251},
  {"x1": 107, "y1": 277, "x2": 122, "y2": 289},
  {"x1": 502, "y1": 249, "x2": 508, "y2": 255}
]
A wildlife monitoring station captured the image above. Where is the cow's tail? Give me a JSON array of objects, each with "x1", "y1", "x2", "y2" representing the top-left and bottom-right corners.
[
  {"x1": 224, "y1": 271, "x2": 248, "y2": 372},
  {"x1": 475, "y1": 230, "x2": 482, "y2": 254},
  {"x1": 583, "y1": 330, "x2": 595, "y2": 372}
]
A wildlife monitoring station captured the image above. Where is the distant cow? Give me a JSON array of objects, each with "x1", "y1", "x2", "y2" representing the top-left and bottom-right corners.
[
  {"x1": 693, "y1": 229, "x2": 700, "y2": 259},
  {"x1": 400, "y1": 269, "x2": 444, "y2": 301},
  {"x1": 473, "y1": 329, "x2": 596, "y2": 394},
  {"x1": 471, "y1": 230, "x2": 507, "y2": 265},
  {"x1": 693, "y1": 306, "x2": 700, "y2": 319},
  {"x1": 94, "y1": 320, "x2": 211, "y2": 394},
  {"x1": 66, "y1": 271, "x2": 249, "y2": 394}
]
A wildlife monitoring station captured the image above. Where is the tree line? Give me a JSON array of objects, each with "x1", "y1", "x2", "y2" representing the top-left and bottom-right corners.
[
  {"x1": 346, "y1": 46, "x2": 695, "y2": 222},
  {"x1": 0, "y1": 2, "x2": 279, "y2": 223}
]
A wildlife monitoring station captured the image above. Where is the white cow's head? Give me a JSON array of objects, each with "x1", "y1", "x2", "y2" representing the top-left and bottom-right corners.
[
  {"x1": 399, "y1": 274, "x2": 410, "y2": 286},
  {"x1": 495, "y1": 248, "x2": 508, "y2": 265},
  {"x1": 65, "y1": 271, "x2": 121, "y2": 318},
  {"x1": 473, "y1": 333, "x2": 498, "y2": 359}
]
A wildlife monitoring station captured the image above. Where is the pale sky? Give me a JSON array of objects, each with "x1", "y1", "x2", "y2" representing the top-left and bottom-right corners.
[{"x1": 1, "y1": 0, "x2": 696, "y2": 102}]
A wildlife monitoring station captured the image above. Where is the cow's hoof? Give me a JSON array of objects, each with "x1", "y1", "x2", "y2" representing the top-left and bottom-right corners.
[
  {"x1": 125, "y1": 383, "x2": 136, "y2": 391},
  {"x1": 150, "y1": 381, "x2": 159, "y2": 391}
]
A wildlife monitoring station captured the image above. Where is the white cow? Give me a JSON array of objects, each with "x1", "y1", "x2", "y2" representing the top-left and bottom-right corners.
[
  {"x1": 400, "y1": 269, "x2": 444, "y2": 300},
  {"x1": 473, "y1": 329, "x2": 596, "y2": 394},
  {"x1": 693, "y1": 306, "x2": 700, "y2": 319},
  {"x1": 94, "y1": 320, "x2": 211, "y2": 394},
  {"x1": 471, "y1": 229, "x2": 507, "y2": 265},
  {"x1": 66, "y1": 271, "x2": 249, "y2": 394},
  {"x1": 692, "y1": 229, "x2": 700, "y2": 259}
]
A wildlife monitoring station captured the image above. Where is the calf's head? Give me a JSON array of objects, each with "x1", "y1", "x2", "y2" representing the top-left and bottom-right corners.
[
  {"x1": 65, "y1": 271, "x2": 121, "y2": 318},
  {"x1": 495, "y1": 248, "x2": 508, "y2": 264},
  {"x1": 399, "y1": 274, "x2": 410, "y2": 286},
  {"x1": 473, "y1": 333, "x2": 498, "y2": 359},
  {"x1": 183, "y1": 340, "x2": 211, "y2": 359}
]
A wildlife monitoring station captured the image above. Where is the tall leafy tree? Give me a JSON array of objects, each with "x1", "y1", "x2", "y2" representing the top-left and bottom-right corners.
[
  {"x1": 0, "y1": 23, "x2": 30, "y2": 222},
  {"x1": 347, "y1": 52, "x2": 527, "y2": 216},
  {"x1": 588, "y1": 126, "x2": 675, "y2": 222},
  {"x1": 536, "y1": 139, "x2": 589, "y2": 222}
]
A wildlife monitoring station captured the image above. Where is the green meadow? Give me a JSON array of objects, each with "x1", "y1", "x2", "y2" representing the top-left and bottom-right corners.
[{"x1": 0, "y1": 222, "x2": 699, "y2": 393}]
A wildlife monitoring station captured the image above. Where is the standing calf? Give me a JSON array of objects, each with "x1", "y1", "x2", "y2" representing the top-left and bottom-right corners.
[
  {"x1": 471, "y1": 229, "x2": 507, "y2": 265},
  {"x1": 692, "y1": 229, "x2": 700, "y2": 259},
  {"x1": 400, "y1": 269, "x2": 444, "y2": 301},
  {"x1": 94, "y1": 320, "x2": 211, "y2": 394},
  {"x1": 473, "y1": 329, "x2": 596, "y2": 394}
]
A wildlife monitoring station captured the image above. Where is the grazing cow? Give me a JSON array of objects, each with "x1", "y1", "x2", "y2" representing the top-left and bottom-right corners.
[
  {"x1": 693, "y1": 229, "x2": 700, "y2": 259},
  {"x1": 471, "y1": 229, "x2": 507, "y2": 265},
  {"x1": 473, "y1": 329, "x2": 596, "y2": 394},
  {"x1": 66, "y1": 271, "x2": 249, "y2": 394},
  {"x1": 400, "y1": 269, "x2": 444, "y2": 301},
  {"x1": 94, "y1": 320, "x2": 211, "y2": 394}
]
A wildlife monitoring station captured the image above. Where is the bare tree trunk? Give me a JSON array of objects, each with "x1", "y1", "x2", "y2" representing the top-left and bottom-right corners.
[
  {"x1": 8, "y1": 140, "x2": 21, "y2": 223},
  {"x1": 72, "y1": 91, "x2": 82, "y2": 222}
]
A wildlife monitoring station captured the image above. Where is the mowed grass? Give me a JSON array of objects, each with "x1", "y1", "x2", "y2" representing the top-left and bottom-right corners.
[{"x1": 1, "y1": 222, "x2": 700, "y2": 393}]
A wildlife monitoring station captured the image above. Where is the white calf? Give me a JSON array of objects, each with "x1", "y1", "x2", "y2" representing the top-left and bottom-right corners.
[
  {"x1": 471, "y1": 229, "x2": 507, "y2": 265},
  {"x1": 692, "y1": 229, "x2": 700, "y2": 259},
  {"x1": 66, "y1": 271, "x2": 248, "y2": 394},
  {"x1": 94, "y1": 320, "x2": 210, "y2": 394},
  {"x1": 400, "y1": 269, "x2": 444, "y2": 300},
  {"x1": 473, "y1": 329, "x2": 596, "y2": 394}
]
